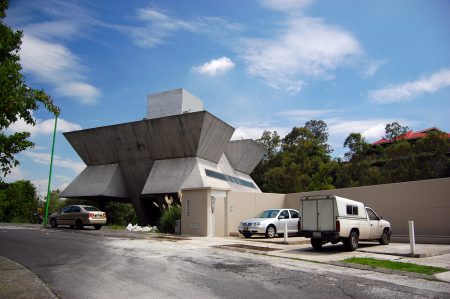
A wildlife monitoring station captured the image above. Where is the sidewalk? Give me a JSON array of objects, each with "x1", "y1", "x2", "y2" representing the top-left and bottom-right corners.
[
  {"x1": 0, "y1": 256, "x2": 57, "y2": 299},
  {"x1": 208, "y1": 235, "x2": 450, "y2": 282}
]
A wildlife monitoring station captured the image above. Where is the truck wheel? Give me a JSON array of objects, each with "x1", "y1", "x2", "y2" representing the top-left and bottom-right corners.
[
  {"x1": 265, "y1": 225, "x2": 276, "y2": 238},
  {"x1": 311, "y1": 238, "x2": 323, "y2": 250},
  {"x1": 379, "y1": 229, "x2": 390, "y2": 245},
  {"x1": 243, "y1": 232, "x2": 252, "y2": 238},
  {"x1": 346, "y1": 231, "x2": 359, "y2": 251}
]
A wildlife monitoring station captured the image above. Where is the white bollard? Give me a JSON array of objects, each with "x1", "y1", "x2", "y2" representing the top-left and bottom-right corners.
[
  {"x1": 409, "y1": 220, "x2": 416, "y2": 255},
  {"x1": 284, "y1": 222, "x2": 288, "y2": 243}
]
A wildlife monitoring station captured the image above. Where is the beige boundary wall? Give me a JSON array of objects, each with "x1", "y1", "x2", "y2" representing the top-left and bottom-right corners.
[
  {"x1": 180, "y1": 178, "x2": 450, "y2": 243},
  {"x1": 286, "y1": 177, "x2": 450, "y2": 244}
]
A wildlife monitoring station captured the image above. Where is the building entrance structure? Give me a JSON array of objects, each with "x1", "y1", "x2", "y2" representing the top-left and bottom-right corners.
[{"x1": 60, "y1": 89, "x2": 266, "y2": 225}]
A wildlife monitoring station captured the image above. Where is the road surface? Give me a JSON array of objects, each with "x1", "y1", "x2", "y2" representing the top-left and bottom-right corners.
[{"x1": 0, "y1": 225, "x2": 449, "y2": 299}]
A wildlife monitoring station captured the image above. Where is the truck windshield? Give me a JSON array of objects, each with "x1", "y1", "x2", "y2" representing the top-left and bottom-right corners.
[{"x1": 255, "y1": 210, "x2": 280, "y2": 218}]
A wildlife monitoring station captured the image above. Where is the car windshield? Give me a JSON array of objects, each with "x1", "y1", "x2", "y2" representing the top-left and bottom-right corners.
[
  {"x1": 255, "y1": 210, "x2": 279, "y2": 218},
  {"x1": 83, "y1": 206, "x2": 100, "y2": 211}
]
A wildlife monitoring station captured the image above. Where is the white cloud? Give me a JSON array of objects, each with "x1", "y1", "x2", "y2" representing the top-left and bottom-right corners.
[
  {"x1": 193, "y1": 57, "x2": 235, "y2": 76},
  {"x1": 369, "y1": 69, "x2": 450, "y2": 103},
  {"x1": 56, "y1": 82, "x2": 101, "y2": 105},
  {"x1": 127, "y1": 7, "x2": 240, "y2": 48},
  {"x1": 261, "y1": 0, "x2": 315, "y2": 12},
  {"x1": 23, "y1": 152, "x2": 85, "y2": 174},
  {"x1": 20, "y1": 34, "x2": 101, "y2": 104},
  {"x1": 8, "y1": 114, "x2": 82, "y2": 136},
  {"x1": 278, "y1": 109, "x2": 335, "y2": 121},
  {"x1": 326, "y1": 118, "x2": 416, "y2": 142},
  {"x1": 2, "y1": 166, "x2": 30, "y2": 182},
  {"x1": 231, "y1": 123, "x2": 290, "y2": 140},
  {"x1": 240, "y1": 17, "x2": 362, "y2": 93}
]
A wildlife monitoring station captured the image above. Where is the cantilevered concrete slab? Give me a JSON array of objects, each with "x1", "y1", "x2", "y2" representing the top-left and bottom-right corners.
[
  {"x1": 225, "y1": 140, "x2": 266, "y2": 174},
  {"x1": 142, "y1": 154, "x2": 260, "y2": 194},
  {"x1": 60, "y1": 164, "x2": 128, "y2": 199}
]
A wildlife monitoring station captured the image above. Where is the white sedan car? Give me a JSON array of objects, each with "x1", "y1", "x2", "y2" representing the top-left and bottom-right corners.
[{"x1": 238, "y1": 209, "x2": 300, "y2": 238}]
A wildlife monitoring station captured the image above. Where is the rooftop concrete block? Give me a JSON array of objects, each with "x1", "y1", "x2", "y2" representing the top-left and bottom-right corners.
[{"x1": 146, "y1": 88, "x2": 203, "y2": 119}]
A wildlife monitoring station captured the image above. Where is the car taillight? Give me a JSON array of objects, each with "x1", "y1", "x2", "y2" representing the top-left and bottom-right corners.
[
  {"x1": 336, "y1": 220, "x2": 340, "y2": 232},
  {"x1": 88, "y1": 212, "x2": 94, "y2": 219}
]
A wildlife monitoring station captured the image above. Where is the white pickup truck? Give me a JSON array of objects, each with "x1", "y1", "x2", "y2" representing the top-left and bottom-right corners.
[{"x1": 298, "y1": 195, "x2": 391, "y2": 251}]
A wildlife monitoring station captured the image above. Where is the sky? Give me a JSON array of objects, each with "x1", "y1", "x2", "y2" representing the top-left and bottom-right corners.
[{"x1": 3, "y1": 0, "x2": 450, "y2": 197}]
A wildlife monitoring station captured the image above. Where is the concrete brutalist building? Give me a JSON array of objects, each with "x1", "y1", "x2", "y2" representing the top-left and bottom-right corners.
[{"x1": 60, "y1": 89, "x2": 266, "y2": 225}]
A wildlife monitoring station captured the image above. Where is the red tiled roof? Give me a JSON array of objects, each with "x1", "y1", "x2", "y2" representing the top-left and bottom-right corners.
[{"x1": 371, "y1": 127, "x2": 450, "y2": 146}]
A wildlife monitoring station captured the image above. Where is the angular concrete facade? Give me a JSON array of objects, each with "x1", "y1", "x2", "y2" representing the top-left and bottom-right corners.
[{"x1": 61, "y1": 90, "x2": 266, "y2": 225}]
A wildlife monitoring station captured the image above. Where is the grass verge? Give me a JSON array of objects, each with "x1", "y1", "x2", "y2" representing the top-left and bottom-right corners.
[{"x1": 342, "y1": 257, "x2": 447, "y2": 275}]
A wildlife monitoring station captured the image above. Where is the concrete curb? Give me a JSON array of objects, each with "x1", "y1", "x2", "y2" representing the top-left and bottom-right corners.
[{"x1": 0, "y1": 256, "x2": 57, "y2": 299}]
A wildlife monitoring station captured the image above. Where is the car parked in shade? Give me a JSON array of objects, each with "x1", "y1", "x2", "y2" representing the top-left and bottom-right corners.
[
  {"x1": 238, "y1": 209, "x2": 299, "y2": 238},
  {"x1": 50, "y1": 205, "x2": 107, "y2": 230}
]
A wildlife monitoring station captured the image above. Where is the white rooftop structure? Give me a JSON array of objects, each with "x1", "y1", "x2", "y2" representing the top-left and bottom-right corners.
[{"x1": 146, "y1": 88, "x2": 204, "y2": 119}]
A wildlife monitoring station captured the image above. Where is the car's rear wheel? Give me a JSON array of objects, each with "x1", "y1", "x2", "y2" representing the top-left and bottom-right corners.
[
  {"x1": 75, "y1": 219, "x2": 84, "y2": 230},
  {"x1": 311, "y1": 238, "x2": 323, "y2": 250},
  {"x1": 94, "y1": 225, "x2": 102, "y2": 230},
  {"x1": 265, "y1": 225, "x2": 276, "y2": 238},
  {"x1": 50, "y1": 218, "x2": 57, "y2": 228},
  {"x1": 346, "y1": 231, "x2": 359, "y2": 251}
]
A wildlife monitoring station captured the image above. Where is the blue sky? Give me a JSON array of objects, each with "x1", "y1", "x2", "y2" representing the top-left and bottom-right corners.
[{"x1": 3, "y1": 0, "x2": 450, "y2": 196}]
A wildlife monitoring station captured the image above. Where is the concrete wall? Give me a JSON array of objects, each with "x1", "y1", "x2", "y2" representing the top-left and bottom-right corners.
[
  {"x1": 226, "y1": 192, "x2": 285, "y2": 236},
  {"x1": 181, "y1": 189, "x2": 210, "y2": 236},
  {"x1": 180, "y1": 178, "x2": 450, "y2": 243},
  {"x1": 286, "y1": 177, "x2": 450, "y2": 244}
]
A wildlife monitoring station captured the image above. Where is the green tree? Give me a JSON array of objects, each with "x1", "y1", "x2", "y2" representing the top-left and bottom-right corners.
[
  {"x1": 384, "y1": 122, "x2": 409, "y2": 140},
  {"x1": 253, "y1": 120, "x2": 336, "y2": 193},
  {"x1": 414, "y1": 132, "x2": 450, "y2": 179},
  {"x1": 0, "y1": 180, "x2": 36, "y2": 222},
  {"x1": 0, "y1": 0, "x2": 59, "y2": 180},
  {"x1": 252, "y1": 130, "x2": 282, "y2": 191}
]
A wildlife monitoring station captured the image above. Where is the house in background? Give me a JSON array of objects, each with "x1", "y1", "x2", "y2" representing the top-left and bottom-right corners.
[{"x1": 371, "y1": 127, "x2": 450, "y2": 147}]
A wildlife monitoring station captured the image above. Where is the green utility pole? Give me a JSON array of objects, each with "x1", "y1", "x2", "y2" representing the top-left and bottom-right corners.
[{"x1": 43, "y1": 115, "x2": 58, "y2": 227}]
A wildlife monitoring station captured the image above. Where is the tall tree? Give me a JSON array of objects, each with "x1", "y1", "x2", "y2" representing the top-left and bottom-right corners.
[
  {"x1": 384, "y1": 122, "x2": 409, "y2": 140},
  {"x1": 252, "y1": 120, "x2": 336, "y2": 193},
  {"x1": 0, "y1": 0, "x2": 59, "y2": 180}
]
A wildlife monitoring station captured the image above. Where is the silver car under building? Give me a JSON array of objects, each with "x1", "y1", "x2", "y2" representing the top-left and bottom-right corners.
[{"x1": 238, "y1": 209, "x2": 299, "y2": 238}]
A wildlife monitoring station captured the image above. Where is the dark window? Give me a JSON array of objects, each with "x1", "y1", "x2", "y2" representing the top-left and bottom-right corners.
[
  {"x1": 289, "y1": 210, "x2": 299, "y2": 218},
  {"x1": 62, "y1": 206, "x2": 71, "y2": 213},
  {"x1": 83, "y1": 206, "x2": 100, "y2": 211},
  {"x1": 72, "y1": 206, "x2": 81, "y2": 213},
  {"x1": 205, "y1": 169, "x2": 256, "y2": 189},
  {"x1": 279, "y1": 210, "x2": 290, "y2": 219},
  {"x1": 366, "y1": 208, "x2": 378, "y2": 220},
  {"x1": 346, "y1": 205, "x2": 358, "y2": 215}
]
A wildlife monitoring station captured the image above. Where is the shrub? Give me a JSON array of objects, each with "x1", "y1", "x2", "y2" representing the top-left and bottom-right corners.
[{"x1": 159, "y1": 205, "x2": 181, "y2": 234}]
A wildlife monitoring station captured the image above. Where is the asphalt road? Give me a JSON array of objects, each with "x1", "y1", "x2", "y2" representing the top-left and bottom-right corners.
[{"x1": 1, "y1": 226, "x2": 449, "y2": 299}]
